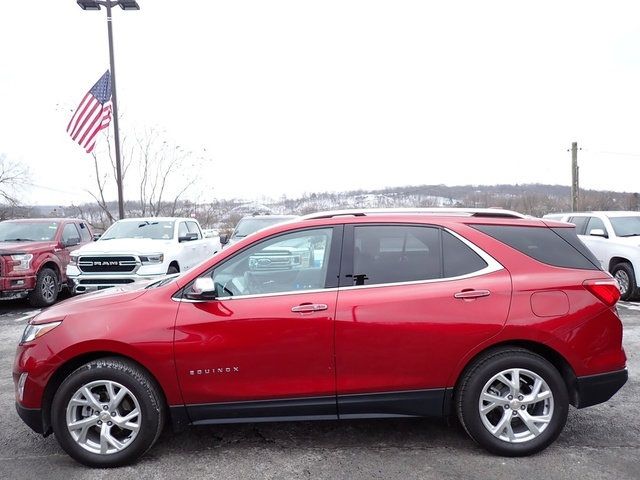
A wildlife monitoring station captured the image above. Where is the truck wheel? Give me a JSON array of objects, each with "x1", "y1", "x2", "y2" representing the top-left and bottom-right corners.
[
  {"x1": 611, "y1": 262, "x2": 636, "y2": 301},
  {"x1": 28, "y1": 268, "x2": 59, "y2": 307}
]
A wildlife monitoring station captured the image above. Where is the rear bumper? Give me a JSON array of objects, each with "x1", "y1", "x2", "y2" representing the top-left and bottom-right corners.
[
  {"x1": 15, "y1": 403, "x2": 45, "y2": 435},
  {"x1": 574, "y1": 368, "x2": 628, "y2": 408}
]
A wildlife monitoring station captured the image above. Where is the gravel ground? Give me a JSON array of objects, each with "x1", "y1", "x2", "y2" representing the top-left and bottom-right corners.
[{"x1": 0, "y1": 299, "x2": 638, "y2": 480}]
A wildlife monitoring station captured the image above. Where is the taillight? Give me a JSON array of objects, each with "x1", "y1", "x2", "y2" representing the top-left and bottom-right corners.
[{"x1": 583, "y1": 279, "x2": 621, "y2": 307}]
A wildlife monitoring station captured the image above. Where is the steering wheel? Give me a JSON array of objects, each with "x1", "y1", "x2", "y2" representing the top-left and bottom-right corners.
[{"x1": 220, "y1": 278, "x2": 239, "y2": 297}]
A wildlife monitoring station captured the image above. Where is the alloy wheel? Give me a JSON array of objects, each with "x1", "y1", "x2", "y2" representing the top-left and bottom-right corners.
[
  {"x1": 65, "y1": 380, "x2": 142, "y2": 455},
  {"x1": 614, "y1": 270, "x2": 630, "y2": 296},
  {"x1": 478, "y1": 368, "x2": 554, "y2": 443},
  {"x1": 41, "y1": 274, "x2": 56, "y2": 302}
]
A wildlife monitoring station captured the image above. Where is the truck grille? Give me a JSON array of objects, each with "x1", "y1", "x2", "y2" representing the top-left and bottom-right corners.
[{"x1": 78, "y1": 256, "x2": 138, "y2": 273}]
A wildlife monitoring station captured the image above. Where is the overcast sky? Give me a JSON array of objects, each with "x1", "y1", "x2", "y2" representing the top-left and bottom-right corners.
[{"x1": 1, "y1": 1, "x2": 640, "y2": 206}]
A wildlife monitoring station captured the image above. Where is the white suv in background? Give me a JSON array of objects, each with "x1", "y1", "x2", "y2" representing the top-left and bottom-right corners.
[
  {"x1": 543, "y1": 211, "x2": 640, "y2": 300},
  {"x1": 67, "y1": 217, "x2": 220, "y2": 293}
]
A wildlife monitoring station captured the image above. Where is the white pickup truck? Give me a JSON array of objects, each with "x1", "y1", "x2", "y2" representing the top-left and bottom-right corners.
[
  {"x1": 67, "y1": 217, "x2": 221, "y2": 294},
  {"x1": 543, "y1": 211, "x2": 640, "y2": 300}
]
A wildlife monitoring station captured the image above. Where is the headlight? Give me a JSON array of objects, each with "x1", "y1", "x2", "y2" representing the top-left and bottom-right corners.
[
  {"x1": 139, "y1": 253, "x2": 164, "y2": 264},
  {"x1": 20, "y1": 321, "x2": 62, "y2": 344},
  {"x1": 69, "y1": 253, "x2": 79, "y2": 267},
  {"x1": 11, "y1": 254, "x2": 33, "y2": 271}
]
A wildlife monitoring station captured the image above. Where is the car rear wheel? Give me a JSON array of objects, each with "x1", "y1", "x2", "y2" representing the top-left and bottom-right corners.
[
  {"x1": 456, "y1": 347, "x2": 569, "y2": 456},
  {"x1": 28, "y1": 268, "x2": 59, "y2": 307},
  {"x1": 612, "y1": 262, "x2": 636, "y2": 301},
  {"x1": 51, "y1": 357, "x2": 165, "y2": 467}
]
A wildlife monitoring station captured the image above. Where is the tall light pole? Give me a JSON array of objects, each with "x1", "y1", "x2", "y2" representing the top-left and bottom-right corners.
[{"x1": 77, "y1": 0, "x2": 140, "y2": 220}]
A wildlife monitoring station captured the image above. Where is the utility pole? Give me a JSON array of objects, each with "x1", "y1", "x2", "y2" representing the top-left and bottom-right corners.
[
  {"x1": 77, "y1": 1, "x2": 140, "y2": 220},
  {"x1": 571, "y1": 141, "x2": 579, "y2": 212}
]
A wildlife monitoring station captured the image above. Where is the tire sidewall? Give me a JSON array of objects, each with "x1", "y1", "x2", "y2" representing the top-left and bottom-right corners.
[
  {"x1": 612, "y1": 263, "x2": 636, "y2": 301},
  {"x1": 459, "y1": 352, "x2": 569, "y2": 456},
  {"x1": 29, "y1": 268, "x2": 59, "y2": 307},
  {"x1": 51, "y1": 360, "x2": 162, "y2": 468}
]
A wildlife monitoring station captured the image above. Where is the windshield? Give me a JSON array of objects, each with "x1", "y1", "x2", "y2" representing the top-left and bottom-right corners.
[
  {"x1": 233, "y1": 217, "x2": 294, "y2": 238},
  {"x1": 610, "y1": 216, "x2": 640, "y2": 237},
  {"x1": 0, "y1": 221, "x2": 59, "y2": 242},
  {"x1": 101, "y1": 220, "x2": 175, "y2": 240}
]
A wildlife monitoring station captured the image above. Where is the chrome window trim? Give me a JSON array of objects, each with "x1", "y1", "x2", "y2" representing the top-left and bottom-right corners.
[{"x1": 175, "y1": 227, "x2": 504, "y2": 302}]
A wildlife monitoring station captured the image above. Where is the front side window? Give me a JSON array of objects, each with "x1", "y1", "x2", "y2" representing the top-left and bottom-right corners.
[
  {"x1": 78, "y1": 222, "x2": 92, "y2": 242},
  {"x1": 186, "y1": 221, "x2": 202, "y2": 239},
  {"x1": 585, "y1": 217, "x2": 607, "y2": 235},
  {"x1": 201, "y1": 228, "x2": 333, "y2": 297},
  {"x1": 352, "y1": 226, "x2": 442, "y2": 286},
  {"x1": 62, "y1": 223, "x2": 81, "y2": 244},
  {"x1": 568, "y1": 216, "x2": 589, "y2": 235}
]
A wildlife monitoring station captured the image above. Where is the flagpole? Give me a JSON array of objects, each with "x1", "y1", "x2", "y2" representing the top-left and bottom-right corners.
[{"x1": 105, "y1": 1, "x2": 126, "y2": 220}]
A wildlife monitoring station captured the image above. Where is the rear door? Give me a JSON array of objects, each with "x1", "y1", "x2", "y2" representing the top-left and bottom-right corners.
[{"x1": 334, "y1": 224, "x2": 512, "y2": 418}]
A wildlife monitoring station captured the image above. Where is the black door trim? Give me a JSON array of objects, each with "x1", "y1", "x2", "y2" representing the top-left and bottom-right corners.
[
  {"x1": 337, "y1": 388, "x2": 446, "y2": 418},
  {"x1": 179, "y1": 389, "x2": 447, "y2": 426}
]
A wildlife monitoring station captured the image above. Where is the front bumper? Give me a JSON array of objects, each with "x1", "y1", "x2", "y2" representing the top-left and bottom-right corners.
[
  {"x1": 68, "y1": 273, "x2": 165, "y2": 293},
  {"x1": 574, "y1": 368, "x2": 628, "y2": 408},
  {"x1": 0, "y1": 274, "x2": 37, "y2": 300},
  {"x1": 15, "y1": 402, "x2": 45, "y2": 435}
]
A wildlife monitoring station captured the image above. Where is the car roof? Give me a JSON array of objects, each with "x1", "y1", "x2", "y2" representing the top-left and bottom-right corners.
[
  {"x1": 239, "y1": 215, "x2": 298, "y2": 220},
  {"x1": 547, "y1": 211, "x2": 640, "y2": 218},
  {"x1": 0, "y1": 218, "x2": 82, "y2": 223},
  {"x1": 113, "y1": 217, "x2": 193, "y2": 222}
]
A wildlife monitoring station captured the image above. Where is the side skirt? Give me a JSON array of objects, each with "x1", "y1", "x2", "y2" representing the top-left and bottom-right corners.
[{"x1": 171, "y1": 389, "x2": 447, "y2": 428}]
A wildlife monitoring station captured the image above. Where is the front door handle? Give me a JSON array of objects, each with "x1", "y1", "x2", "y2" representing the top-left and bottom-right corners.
[
  {"x1": 291, "y1": 303, "x2": 328, "y2": 313},
  {"x1": 454, "y1": 289, "x2": 491, "y2": 300}
]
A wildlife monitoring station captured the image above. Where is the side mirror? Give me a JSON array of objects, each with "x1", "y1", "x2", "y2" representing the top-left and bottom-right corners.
[
  {"x1": 179, "y1": 232, "x2": 198, "y2": 243},
  {"x1": 589, "y1": 228, "x2": 608, "y2": 238},
  {"x1": 220, "y1": 234, "x2": 229, "y2": 245},
  {"x1": 63, "y1": 238, "x2": 80, "y2": 247},
  {"x1": 185, "y1": 277, "x2": 216, "y2": 300}
]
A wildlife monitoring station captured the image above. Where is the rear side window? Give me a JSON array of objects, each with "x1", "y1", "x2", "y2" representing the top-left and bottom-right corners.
[
  {"x1": 442, "y1": 231, "x2": 488, "y2": 277},
  {"x1": 473, "y1": 225, "x2": 599, "y2": 270},
  {"x1": 353, "y1": 226, "x2": 442, "y2": 285}
]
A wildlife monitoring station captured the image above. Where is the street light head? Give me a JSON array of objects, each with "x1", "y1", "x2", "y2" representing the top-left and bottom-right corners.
[
  {"x1": 119, "y1": 0, "x2": 140, "y2": 10},
  {"x1": 77, "y1": 0, "x2": 101, "y2": 10}
]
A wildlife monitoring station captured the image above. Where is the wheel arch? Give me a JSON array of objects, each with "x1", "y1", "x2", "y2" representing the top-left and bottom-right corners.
[
  {"x1": 40, "y1": 351, "x2": 168, "y2": 437},
  {"x1": 609, "y1": 256, "x2": 632, "y2": 272},
  {"x1": 448, "y1": 340, "x2": 579, "y2": 414},
  {"x1": 39, "y1": 260, "x2": 63, "y2": 283}
]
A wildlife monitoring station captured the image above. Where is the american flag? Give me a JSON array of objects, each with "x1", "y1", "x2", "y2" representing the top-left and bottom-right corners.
[{"x1": 67, "y1": 71, "x2": 113, "y2": 153}]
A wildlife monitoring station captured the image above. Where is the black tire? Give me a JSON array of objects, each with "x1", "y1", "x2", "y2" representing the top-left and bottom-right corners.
[
  {"x1": 28, "y1": 268, "x2": 59, "y2": 307},
  {"x1": 455, "y1": 347, "x2": 569, "y2": 457},
  {"x1": 51, "y1": 357, "x2": 165, "y2": 468},
  {"x1": 167, "y1": 265, "x2": 179, "y2": 275},
  {"x1": 611, "y1": 262, "x2": 637, "y2": 301}
]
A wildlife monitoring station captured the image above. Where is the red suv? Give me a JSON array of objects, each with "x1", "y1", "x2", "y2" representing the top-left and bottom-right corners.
[
  {"x1": 13, "y1": 209, "x2": 627, "y2": 467},
  {"x1": 0, "y1": 218, "x2": 93, "y2": 306}
]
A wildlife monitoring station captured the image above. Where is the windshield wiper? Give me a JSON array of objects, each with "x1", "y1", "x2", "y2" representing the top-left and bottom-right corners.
[
  {"x1": 2, "y1": 238, "x2": 34, "y2": 242},
  {"x1": 619, "y1": 233, "x2": 640, "y2": 237}
]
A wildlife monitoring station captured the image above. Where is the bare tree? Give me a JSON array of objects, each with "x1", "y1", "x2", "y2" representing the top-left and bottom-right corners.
[
  {"x1": 84, "y1": 127, "x2": 206, "y2": 225},
  {"x1": 0, "y1": 154, "x2": 30, "y2": 205}
]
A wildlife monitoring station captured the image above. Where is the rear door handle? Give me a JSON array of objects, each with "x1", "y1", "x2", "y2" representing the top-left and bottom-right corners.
[
  {"x1": 454, "y1": 289, "x2": 491, "y2": 300},
  {"x1": 291, "y1": 303, "x2": 328, "y2": 313}
]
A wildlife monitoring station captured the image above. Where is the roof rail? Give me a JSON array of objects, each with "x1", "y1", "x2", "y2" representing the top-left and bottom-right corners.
[{"x1": 301, "y1": 208, "x2": 528, "y2": 220}]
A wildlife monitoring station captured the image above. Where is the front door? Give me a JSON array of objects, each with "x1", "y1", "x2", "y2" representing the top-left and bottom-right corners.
[
  {"x1": 174, "y1": 226, "x2": 342, "y2": 423},
  {"x1": 334, "y1": 224, "x2": 512, "y2": 418}
]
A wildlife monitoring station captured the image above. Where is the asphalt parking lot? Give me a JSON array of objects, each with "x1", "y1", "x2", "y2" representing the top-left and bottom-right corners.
[{"x1": 0, "y1": 300, "x2": 638, "y2": 480}]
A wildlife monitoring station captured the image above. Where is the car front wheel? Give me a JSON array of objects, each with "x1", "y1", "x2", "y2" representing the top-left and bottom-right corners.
[
  {"x1": 28, "y1": 268, "x2": 59, "y2": 307},
  {"x1": 51, "y1": 357, "x2": 165, "y2": 467},
  {"x1": 456, "y1": 347, "x2": 569, "y2": 456}
]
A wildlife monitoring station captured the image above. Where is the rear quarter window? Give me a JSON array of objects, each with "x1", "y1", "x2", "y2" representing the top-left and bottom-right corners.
[{"x1": 472, "y1": 224, "x2": 600, "y2": 270}]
